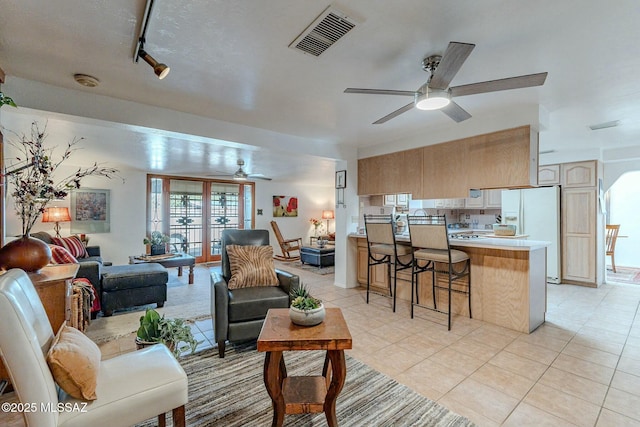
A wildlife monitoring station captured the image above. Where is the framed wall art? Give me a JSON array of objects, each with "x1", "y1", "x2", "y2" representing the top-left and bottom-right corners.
[
  {"x1": 335, "y1": 170, "x2": 346, "y2": 189},
  {"x1": 70, "y1": 188, "x2": 111, "y2": 233},
  {"x1": 273, "y1": 195, "x2": 298, "y2": 217}
]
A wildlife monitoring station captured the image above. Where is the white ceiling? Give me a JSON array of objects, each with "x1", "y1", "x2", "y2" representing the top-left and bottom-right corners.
[{"x1": 1, "y1": 0, "x2": 639, "y2": 180}]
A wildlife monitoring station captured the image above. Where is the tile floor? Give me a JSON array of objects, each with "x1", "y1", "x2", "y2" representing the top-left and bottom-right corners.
[{"x1": 2, "y1": 264, "x2": 640, "y2": 426}]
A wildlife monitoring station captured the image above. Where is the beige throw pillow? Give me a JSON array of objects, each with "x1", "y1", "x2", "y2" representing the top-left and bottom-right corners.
[
  {"x1": 46, "y1": 324, "x2": 101, "y2": 400},
  {"x1": 226, "y1": 245, "x2": 279, "y2": 289}
]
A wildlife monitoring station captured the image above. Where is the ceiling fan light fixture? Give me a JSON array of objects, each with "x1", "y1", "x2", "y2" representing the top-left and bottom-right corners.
[{"x1": 415, "y1": 88, "x2": 451, "y2": 110}]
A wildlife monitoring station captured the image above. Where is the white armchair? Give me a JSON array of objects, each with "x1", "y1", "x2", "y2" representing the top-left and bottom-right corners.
[{"x1": 0, "y1": 269, "x2": 188, "y2": 427}]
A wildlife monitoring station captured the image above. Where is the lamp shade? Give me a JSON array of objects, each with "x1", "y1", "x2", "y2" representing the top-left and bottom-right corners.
[
  {"x1": 42, "y1": 207, "x2": 71, "y2": 223},
  {"x1": 322, "y1": 210, "x2": 335, "y2": 220}
]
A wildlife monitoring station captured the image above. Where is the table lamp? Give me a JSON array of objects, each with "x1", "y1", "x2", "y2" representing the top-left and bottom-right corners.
[
  {"x1": 322, "y1": 210, "x2": 335, "y2": 234},
  {"x1": 42, "y1": 207, "x2": 71, "y2": 237}
]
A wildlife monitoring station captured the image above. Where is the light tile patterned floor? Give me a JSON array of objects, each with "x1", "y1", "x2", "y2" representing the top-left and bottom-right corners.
[{"x1": 2, "y1": 264, "x2": 640, "y2": 426}]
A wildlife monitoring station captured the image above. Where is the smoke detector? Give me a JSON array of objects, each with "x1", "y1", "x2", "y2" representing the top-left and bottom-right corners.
[{"x1": 74, "y1": 74, "x2": 100, "y2": 88}]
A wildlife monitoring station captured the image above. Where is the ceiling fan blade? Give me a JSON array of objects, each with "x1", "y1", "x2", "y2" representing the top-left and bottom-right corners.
[
  {"x1": 344, "y1": 88, "x2": 416, "y2": 96},
  {"x1": 450, "y1": 72, "x2": 548, "y2": 97},
  {"x1": 247, "y1": 174, "x2": 272, "y2": 181},
  {"x1": 440, "y1": 101, "x2": 472, "y2": 123},
  {"x1": 428, "y1": 42, "x2": 475, "y2": 90},
  {"x1": 373, "y1": 102, "x2": 415, "y2": 124}
]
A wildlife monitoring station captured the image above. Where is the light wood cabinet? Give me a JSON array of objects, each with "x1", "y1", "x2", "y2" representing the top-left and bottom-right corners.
[
  {"x1": 539, "y1": 164, "x2": 560, "y2": 185},
  {"x1": 561, "y1": 160, "x2": 596, "y2": 188},
  {"x1": 356, "y1": 239, "x2": 389, "y2": 291},
  {"x1": 562, "y1": 187, "x2": 597, "y2": 284},
  {"x1": 359, "y1": 126, "x2": 538, "y2": 198},
  {"x1": 358, "y1": 149, "x2": 423, "y2": 196}
]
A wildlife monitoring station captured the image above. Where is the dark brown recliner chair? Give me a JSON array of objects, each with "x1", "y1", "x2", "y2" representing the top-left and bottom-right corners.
[{"x1": 211, "y1": 229, "x2": 300, "y2": 358}]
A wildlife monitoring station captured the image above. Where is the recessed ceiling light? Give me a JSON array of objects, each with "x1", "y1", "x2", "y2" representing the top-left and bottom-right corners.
[
  {"x1": 589, "y1": 120, "x2": 620, "y2": 131},
  {"x1": 73, "y1": 74, "x2": 100, "y2": 88}
]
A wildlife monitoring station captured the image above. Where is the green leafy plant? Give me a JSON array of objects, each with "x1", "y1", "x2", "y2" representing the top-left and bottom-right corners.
[
  {"x1": 290, "y1": 284, "x2": 322, "y2": 311},
  {"x1": 0, "y1": 91, "x2": 17, "y2": 108},
  {"x1": 137, "y1": 308, "x2": 199, "y2": 358},
  {"x1": 143, "y1": 231, "x2": 170, "y2": 246}
]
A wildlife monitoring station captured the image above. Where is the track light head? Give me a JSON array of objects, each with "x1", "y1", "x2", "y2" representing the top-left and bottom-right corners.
[{"x1": 138, "y1": 49, "x2": 170, "y2": 79}]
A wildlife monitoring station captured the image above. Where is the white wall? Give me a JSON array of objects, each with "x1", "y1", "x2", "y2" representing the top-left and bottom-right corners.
[{"x1": 254, "y1": 180, "x2": 335, "y2": 254}]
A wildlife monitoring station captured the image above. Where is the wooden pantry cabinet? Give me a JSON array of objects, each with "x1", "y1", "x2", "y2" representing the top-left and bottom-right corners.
[{"x1": 538, "y1": 164, "x2": 560, "y2": 185}]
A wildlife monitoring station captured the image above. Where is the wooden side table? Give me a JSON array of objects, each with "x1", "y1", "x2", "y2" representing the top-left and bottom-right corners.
[
  {"x1": 0, "y1": 264, "x2": 79, "y2": 386},
  {"x1": 257, "y1": 308, "x2": 352, "y2": 427}
]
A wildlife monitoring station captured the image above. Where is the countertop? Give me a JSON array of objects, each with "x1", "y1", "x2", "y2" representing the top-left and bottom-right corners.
[{"x1": 348, "y1": 233, "x2": 550, "y2": 251}]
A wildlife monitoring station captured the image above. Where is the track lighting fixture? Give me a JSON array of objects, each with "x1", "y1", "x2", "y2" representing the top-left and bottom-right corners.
[{"x1": 137, "y1": 47, "x2": 170, "y2": 79}]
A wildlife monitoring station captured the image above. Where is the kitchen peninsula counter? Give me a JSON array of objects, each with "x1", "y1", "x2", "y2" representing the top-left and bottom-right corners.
[{"x1": 350, "y1": 233, "x2": 549, "y2": 333}]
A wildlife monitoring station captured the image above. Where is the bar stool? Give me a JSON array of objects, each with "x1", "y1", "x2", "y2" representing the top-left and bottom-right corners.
[
  {"x1": 364, "y1": 214, "x2": 413, "y2": 312},
  {"x1": 407, "y1": 215, "x2": 471, "y2": 330}
]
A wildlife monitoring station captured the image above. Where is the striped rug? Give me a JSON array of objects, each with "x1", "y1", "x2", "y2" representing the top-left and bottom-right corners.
[{"x1": 136, "y1": 343, "x2": 476, "y2": 427}]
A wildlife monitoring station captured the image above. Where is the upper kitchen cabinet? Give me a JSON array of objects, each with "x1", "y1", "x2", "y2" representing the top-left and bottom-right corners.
[
  {"x1": 561, "y1": 160, "x2": 597, "y2": 188},
  {"x1": 358, "y1": 148, "x2": 422, "y2": 196},
  {"x1": 484, "y1": 189, "x2": 502, "y2": 208},
  {"x1": 538, "y1": 164, "x2": 560, "y2": 185},
  {"x1": 422, "y1": 138, "x2": 469, "y2": 199},
  {"x1": 467, "y1": 126, "x2": 538, "y2": 189},
  {"x1": 358, "y1": 126, "x2": 538, "y2": 197}
]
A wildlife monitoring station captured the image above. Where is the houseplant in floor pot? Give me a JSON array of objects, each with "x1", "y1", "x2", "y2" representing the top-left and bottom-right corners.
[
  {"x1": 289, "y1": 284, "x2": 325, "y2": 326},
  {"x1": 0, "y1": 122, "x2": 120, "y2": 272},
  {"x1": 136, "y1": 308, "x2": 199, "y2": 358}
]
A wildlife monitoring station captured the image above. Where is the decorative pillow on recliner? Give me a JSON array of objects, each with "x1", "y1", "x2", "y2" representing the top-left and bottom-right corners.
[
  {"x1": 51, "y1": 235, "x2": 88, "y2": 259},
  {"x1": 226, "y1": 245, "x2": 279, "y2": 289},
  {"x1": 48, "y1": 244, "x2": 79, "y2": 264},
  {"x1": 46, "y1": 324, "x2": 100, "y2": 400}
]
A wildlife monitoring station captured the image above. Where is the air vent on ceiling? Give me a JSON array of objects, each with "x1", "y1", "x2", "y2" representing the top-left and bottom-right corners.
[
  {"x1": 289, "y1": 6, "x2": 357, "y2": 57},
  {"x1": 589, "y1": 120, "x2": 620, "y2": 131}
]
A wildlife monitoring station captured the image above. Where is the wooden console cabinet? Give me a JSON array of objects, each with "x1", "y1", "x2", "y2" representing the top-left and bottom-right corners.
[{"x1": 0, "y1": 264, "x2": 78, "y2": 383}]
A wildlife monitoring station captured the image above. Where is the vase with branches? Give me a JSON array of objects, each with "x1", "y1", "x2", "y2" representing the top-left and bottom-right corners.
[{"x1": 0, "y1": 121, "x2": 121, "y2": 271}]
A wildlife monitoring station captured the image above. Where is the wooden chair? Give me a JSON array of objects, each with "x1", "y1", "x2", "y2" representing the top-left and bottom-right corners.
[
  {"x1": 270, "y1": 220, "x2": 303, "y2": 261},
  {"x1": 606, "y1": 224, "x2": 621, "y2": 273}
]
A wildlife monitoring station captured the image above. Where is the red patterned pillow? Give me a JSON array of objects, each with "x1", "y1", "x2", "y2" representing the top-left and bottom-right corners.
[
  {"x1": 51, "y1": 235, "x2": 88, "y2": 259},
  {"x1": 48, "y1": 245, "x2": 78, "y2": 264}
]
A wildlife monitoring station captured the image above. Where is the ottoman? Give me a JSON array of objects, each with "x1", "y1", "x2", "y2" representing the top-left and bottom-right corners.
[
  {"x1": 101, "y1": 263, "x2": 168, "y2": 316},
  {"x1": 300, "y1": 246, "x2": 335, "y2": 267}
]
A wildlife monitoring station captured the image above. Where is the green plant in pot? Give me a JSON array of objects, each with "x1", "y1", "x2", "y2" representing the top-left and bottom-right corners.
[
  {"x1": 136, "y1": 308, "x2": 199, "y2": 358},
  {"x1": 289, "y1": 284, "x2": 325, "y2": 326},
  {"x1": 143, "y1": 231, "x2": 170, "y2": 255}
]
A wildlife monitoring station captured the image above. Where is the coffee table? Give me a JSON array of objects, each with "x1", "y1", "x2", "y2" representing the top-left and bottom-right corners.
[
  {"x1": 129, "y1": 253, "x2": 196, "y2": 284},
  {"x1": 257, "y1": 308, "x2": 352, "y2": 427},
  {"x1": 300, "y1": 246, "x2": 335, "y2": 267}
]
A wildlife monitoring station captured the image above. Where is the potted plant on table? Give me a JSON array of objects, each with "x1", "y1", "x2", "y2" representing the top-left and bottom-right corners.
[
  {"x1": 289, "y1": 284, "x2": 325, "y2": 326},
  {"x1": 143, "y1": 231, "x2": 170, "y2": 255},
  {"x1": 136, "y1": 308, "x2": 199, "y2": 358}
]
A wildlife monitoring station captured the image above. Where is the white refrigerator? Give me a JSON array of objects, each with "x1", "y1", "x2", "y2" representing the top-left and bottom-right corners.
[{"x1": 501, "y1": 186, "x2": 561, "y2": 284}]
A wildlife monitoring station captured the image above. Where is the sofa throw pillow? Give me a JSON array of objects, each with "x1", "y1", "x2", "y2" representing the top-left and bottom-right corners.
[
  {"x1": 48, "y1": 244, "x2": 79, "y2": 265},
  {"x1": 226, "y1": 245, "x2": 279, "y2": 289},
  {"x1": 51, "y1": 235, "x2": 88, "y2": 259},
  {"x1": 46, "y1": 324, "x2": 101, "y2": 400}
]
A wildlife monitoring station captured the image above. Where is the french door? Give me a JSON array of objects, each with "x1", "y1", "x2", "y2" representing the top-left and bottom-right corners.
[{"x1": 147, "y1": 176, "x2": 254, "y2": 263}]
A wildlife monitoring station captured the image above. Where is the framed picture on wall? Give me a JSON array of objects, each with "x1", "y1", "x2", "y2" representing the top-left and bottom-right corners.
[
  {"x1": 335, "y1": 170, "x2": 346, "y2": 189},
  {"x1": 70, "y1": 188, "x2": 111, "y2": 233},
  {"x1": 273, "y1": 195, "x2": 298, "y2": 217}
]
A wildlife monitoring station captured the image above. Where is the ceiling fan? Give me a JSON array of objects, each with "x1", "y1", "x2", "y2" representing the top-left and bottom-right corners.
[
  {"x1": 344, "y1": 41, "x2": 547, "y2": 124},
  {"x1": 211, "y1": 159, "x2": 272, "y2": 181}
]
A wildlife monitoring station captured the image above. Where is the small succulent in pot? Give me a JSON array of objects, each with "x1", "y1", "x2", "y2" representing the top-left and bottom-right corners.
[
  {"x1": 290, "y1": 284, "x2": 322, "y2": 311},
  {"x1": 289, "y1": 284, "x2": 325, "y2": 326}
]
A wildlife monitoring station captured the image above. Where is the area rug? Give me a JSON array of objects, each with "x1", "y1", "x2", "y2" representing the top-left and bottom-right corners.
[
  {"x1": 293, "y1": 261, "x2": 335, "y2": 276},
  {"x1": 135, "y1": 343, "x2": 476, "y2": 427},
  {"x1": 607, "y1": 265, "x2": 640, "y2": 285}
]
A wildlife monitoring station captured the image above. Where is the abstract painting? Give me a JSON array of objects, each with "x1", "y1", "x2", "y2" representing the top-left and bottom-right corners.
[{"x1": 273, "y1": 195, "x2": 298, "y2": 217}]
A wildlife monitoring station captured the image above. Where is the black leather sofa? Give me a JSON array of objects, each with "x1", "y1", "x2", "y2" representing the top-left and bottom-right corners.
[{"x1": 31, "y1": 231, "x2": 103, "y2": 299}]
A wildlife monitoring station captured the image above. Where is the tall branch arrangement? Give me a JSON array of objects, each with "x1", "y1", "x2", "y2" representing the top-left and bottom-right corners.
[{"x1": 3, "y1": 121, "x2": 122, "y2": 235}]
